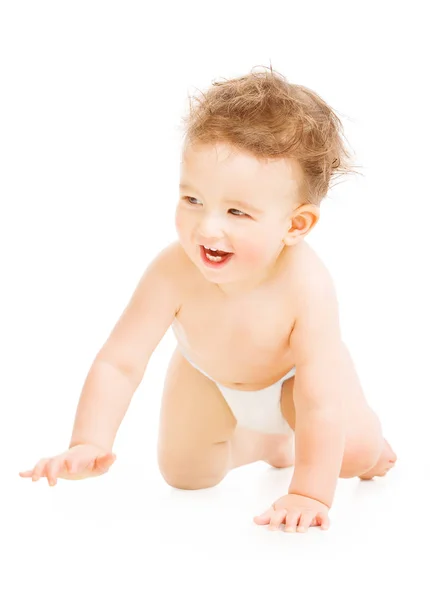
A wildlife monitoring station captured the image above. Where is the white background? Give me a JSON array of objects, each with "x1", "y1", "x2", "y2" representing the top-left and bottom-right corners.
[{"x1": 2, "y1": 1, "x2": 429, "y2": 598}]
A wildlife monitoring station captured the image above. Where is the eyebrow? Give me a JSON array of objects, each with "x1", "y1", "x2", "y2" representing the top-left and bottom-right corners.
[{"x1": 179, "y1": 182, "x2": 263, "y2": 215}]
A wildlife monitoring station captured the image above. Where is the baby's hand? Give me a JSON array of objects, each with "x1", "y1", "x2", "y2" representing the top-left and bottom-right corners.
[
  {"x1": 253, "y1": 493, "x2": 330, "y2": 533},
  {"x1": 19, "y1": 444, "x2": 116, "y2": 486}
]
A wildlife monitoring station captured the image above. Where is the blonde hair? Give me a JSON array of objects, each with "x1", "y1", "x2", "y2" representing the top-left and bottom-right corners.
[{"x1": 180, "y1": 64, "x2": 361, "y2": 206}]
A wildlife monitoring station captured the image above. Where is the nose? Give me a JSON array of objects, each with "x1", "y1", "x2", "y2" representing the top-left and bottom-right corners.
[{"x1": 196, "y1": 212, "x2": 226, "y2": 240}]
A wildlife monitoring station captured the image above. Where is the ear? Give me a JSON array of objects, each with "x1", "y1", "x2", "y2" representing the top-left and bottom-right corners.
[{"x1": 282, "y1": 203, "x2": 320, "y2": 246}]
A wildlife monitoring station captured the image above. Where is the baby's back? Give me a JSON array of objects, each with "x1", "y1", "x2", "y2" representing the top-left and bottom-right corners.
[{"x1": 169, "y1": 240, "x2": 318, "y2": 390}]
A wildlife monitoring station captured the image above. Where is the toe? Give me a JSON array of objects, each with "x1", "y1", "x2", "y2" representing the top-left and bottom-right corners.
[{"x1": 384, "y1": 440, "x2": 397, "y2": 462}]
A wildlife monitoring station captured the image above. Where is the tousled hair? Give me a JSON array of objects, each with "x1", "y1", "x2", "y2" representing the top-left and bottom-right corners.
[{"x1": 180, "y1": 64, "x2": 361, "y2": 206}]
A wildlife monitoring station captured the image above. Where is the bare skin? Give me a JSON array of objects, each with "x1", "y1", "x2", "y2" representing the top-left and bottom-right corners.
[
  {"x1": 158, "y1": 241, "x2": 397, "y2": 500},
  {"x1": 20, "y1": 142, "x2": 397, "y2": 534},
  {"x1": 161, "y1": 141, "x2": 396, "y2": 532},
  {"x1": 20, "y1": 237, "x2": 397, "y2": 532}
]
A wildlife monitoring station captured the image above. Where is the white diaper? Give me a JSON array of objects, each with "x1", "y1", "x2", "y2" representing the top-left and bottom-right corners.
[
  {"x1": 178, "y1": 346, "x2": 296, "y2": 435},
  {"x1": 215, "y1": 369, "x2": 296, "y2": 435}
]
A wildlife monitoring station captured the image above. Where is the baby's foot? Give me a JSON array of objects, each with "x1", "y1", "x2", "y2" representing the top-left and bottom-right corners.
[
  {"x1": 359, "y1": 438, "x2": 397, "y2": 480},
  {"x1": 264, "y1": 433, "x2": 295, "y2": 468}
]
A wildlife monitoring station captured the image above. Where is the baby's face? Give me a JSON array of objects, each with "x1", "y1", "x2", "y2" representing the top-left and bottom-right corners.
[{"x1": 175, "y1": 142, "x2": 303, "y2": 289}]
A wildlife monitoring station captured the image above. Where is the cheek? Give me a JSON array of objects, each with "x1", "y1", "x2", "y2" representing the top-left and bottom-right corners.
[
  {"x1": 235, "y1": 230, "x2": 280, "y2": 264},
  {"x1": 174, "y1": 207, "x2": 187, "y2": 234},
  {"x1": 235, "y1": 242, "x2": 265, "y2": 264}
]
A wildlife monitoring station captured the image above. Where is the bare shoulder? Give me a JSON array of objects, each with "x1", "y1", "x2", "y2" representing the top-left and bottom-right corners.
[
  {"x1": 159, "y1": 240, "x2": 195, "y2": 282},
  {"x1": 150, "y1": 240, "x2": 189, "y2": 277},
  {"x1": 286, "y1": 241, "x2": 342, "y2": 365},
  {"x1": 152, "y1": 240, "x2": 198, "y2": 300},
  {"x1": 95, "y1": 240, "x2": 188, "y2": 381},
  {"x1": 287, "y1": 241, "x2": 339, "y2": 312}
]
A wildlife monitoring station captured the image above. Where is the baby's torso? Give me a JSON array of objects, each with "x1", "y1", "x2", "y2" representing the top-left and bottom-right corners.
[{"x1": 170, "y1": 243, "x2": 306, "y2": 391}]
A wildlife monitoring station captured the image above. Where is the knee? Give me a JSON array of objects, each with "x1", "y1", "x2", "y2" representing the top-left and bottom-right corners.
[
  {"x1": 157, "y1": 448, "x2": 228, "y2": 490},
  {"x1": 159, "y1": 466, "x2": 226, "y2": 490}
]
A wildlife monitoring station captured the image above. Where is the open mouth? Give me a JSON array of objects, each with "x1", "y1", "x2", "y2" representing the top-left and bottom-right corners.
[{"x1": 199, "y1": 246, "x2": 234, "y2": 268}]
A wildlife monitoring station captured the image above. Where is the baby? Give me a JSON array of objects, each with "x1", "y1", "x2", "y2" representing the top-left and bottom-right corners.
[{"x1": 20, "y1": 66, "x2": 397, "y2": 533}]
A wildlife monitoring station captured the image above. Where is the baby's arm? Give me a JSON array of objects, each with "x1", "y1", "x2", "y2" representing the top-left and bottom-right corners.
[
  {"x1": 20, "y1": 242, "x2": 183, "y2": 484},
  {"x1": 69, "y1": 242, "x2": 182, "y2": 452},
  {"x1": 287, "y1": 262, "x2": 355, "y2": 508}
]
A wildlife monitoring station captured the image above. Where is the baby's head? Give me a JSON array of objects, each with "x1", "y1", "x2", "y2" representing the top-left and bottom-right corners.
[{"x1": 176, "y1": 65, "x2": 358, "y2": 292}]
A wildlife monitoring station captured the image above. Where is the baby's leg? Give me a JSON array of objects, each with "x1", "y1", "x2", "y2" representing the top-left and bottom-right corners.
[
  {"x1": 338, "y1": 402, "x2": 397, "y2": 479},
  {"x1": 230, "y1": 427, "x2": 295, "y2": 469},
  {"x1": 280, "y1": 376, "x2": 397, "y2": 479},
  {"x1": 157, "y1": 346, "x2": 281, "y2": 490},
  {"x1": 358, "y1": 438, "x2": 397, "y2": 480}
]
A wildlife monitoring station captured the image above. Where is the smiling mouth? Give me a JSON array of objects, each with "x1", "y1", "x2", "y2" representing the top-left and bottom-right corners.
[{"x1": 200, "y1": 245, "x2": 234, "y2": 266}]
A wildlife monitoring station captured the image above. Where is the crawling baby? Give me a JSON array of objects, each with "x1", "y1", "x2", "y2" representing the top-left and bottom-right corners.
[{"x1": 20, "y1": 66, "x2": 397, "y2": 533}]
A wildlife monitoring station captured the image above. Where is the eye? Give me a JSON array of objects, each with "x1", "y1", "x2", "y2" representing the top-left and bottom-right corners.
[
  {"x1": 183, "y1": 196, "x2": 248, "y2": 217},
  {"x1": 184, "y1": 196, "x2": 200, "y2": 205}
]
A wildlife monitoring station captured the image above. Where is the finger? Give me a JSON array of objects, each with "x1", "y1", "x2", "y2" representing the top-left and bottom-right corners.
[
  {"x1": 317, "y1": 512, "x2": 330, "y2": 531},
  {"x1": 19, "y1": 470, "x2": 34, "y2": 478},
  {"x1": 269, "y1": 508, "x2": 287, "y2": 531},
  {"x1": 284, "y1": 511, "x2": 301, "y2": 533},
  {"x1": 297, "y1": 511, "x2": 314, "y2": 533},
  {"x1": 46, "y1": 457, "x2": 65, "y2": 486},
  {"x1": 32, "y1": 459, "x2": 49, "y2": 482},
  {"x1": 72, "y1": 456, "x2": 95, "y2": 475},
  {"x1": 253, "y1": 508, "x2": 273, "y2": 526},
  {"x1": 93, "y1": 453, "x2": 116, "y2": 474},
  {"x1": 64, "y1": 458, "x2": 79, "y2": 475},
  {"x1": 62, "y1": 458, "x2": 88, "y2": 479}
]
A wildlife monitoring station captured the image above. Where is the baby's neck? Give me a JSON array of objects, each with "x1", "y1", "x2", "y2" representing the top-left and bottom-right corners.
[{"x1": 215, "y1": 246, "x2": 290, "y2": 298}]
